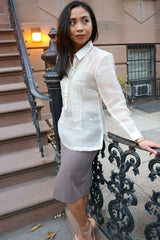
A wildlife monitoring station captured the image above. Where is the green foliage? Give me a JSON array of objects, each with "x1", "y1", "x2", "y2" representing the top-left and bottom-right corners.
[{"x1": 117, "y1": 75, "x2": 130, "y2": 99}]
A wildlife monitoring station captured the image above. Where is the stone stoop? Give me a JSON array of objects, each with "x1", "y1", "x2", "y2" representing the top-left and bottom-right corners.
[
  {"x1": 0, "y1": 66, "x2": 23, "y2": 84},
  {"x1": 0, "y1": 99, "x2": 43, "y2": 127},
  {"x1": 0, "y1": 0, "x2": 10, "y2": 25},
  {"x1": 0, "y1": 177, "x2": 64, "y2": 234},
  {"x1": 0, "y1": 145, "x2": 56, "y2": 188},
  {"x1": 0, "y1": 29, "x2": 14, "y2": 40},
  {"x1": 0, "y1": 0, "x2": 64, "y2": 234},
  {"x1": 0, "y1": 82, "x2": 28, "y2": 103},
  {"x1": 0, "y1": 40, "x2": 17, "y2": 53},
  {"x1": 0, "y1": 53, "x2": 21, "y2": 68}
]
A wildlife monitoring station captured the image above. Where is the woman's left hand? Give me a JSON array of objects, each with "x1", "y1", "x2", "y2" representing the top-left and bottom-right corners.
[{"x1": 136, "y1": 137, "x2": 160, "y2": 155}]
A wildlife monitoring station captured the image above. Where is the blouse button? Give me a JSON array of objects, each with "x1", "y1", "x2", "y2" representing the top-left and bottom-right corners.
[
  {"x1": 90, "y1": 117, "x2": 93, "y2": 121},
  {"x1": 88, "y1": 89, "x2": 91, "y2": 92}
]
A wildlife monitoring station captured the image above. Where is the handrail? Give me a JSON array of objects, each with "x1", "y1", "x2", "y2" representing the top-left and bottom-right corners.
[
  {"x1": 8, "y1": 0, "x2": 49, "y2": 101},
  {"x1": 108, "y1": 131, "x2": 160, "y2": 153}
]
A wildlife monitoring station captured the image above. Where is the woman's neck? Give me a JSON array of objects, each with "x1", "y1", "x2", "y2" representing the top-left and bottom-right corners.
[{"x1": 69, "y1": 49, "x2": 74, "y2": 64}]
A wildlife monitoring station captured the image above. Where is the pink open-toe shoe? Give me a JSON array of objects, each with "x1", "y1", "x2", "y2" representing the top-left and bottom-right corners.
[
  {"x1": 73, "y1": 217, "x2": 98, "y2": 240},
  {"x1": 73, "y1": 235, "x2": 78, "y2": 240}
]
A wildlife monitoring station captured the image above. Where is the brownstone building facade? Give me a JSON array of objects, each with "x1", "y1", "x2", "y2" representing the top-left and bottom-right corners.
[{"x1": 15, "y1": 0, "x2": 160, "y2": 117}]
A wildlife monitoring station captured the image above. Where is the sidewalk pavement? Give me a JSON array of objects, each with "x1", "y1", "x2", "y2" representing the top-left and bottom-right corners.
[
  {"x1": 0, "y1": 106, "x2": 160, "y2": 240},
  {"x1": 0, "y1": 214, "x2": 74, "y2": 240}
]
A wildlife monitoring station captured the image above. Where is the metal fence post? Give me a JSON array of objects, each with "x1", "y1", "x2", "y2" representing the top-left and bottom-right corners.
[{"x1": 41, "y1": 27, "x2": 62, "y2": 173}]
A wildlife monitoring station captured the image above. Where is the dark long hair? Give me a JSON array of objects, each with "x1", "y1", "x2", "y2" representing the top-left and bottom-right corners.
[{"x1": 56, "y1": 1, "x2": 98, "y2": 79}]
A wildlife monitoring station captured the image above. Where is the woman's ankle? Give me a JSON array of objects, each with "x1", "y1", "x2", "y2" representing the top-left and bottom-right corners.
[
  {"x1": 80, "y1": 220, "x2": 90, "y2": 232},
  {"x1": 78, "y1": 218, "x2": 89, "y2": 234}
]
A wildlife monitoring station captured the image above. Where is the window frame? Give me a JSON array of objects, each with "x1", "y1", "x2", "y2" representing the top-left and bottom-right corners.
[{"x1": 127, "y1": 44, "x2": 156, "y2": 83}]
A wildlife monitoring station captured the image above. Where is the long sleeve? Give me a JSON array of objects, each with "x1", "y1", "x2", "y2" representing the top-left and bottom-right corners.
[{"x1": 94, "y1": 53, "x2": 143, "y2": 140}]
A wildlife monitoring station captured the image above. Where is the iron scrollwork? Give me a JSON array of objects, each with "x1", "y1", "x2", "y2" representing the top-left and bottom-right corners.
[
  {"x1": 88, "y1": 139, "x2": 141, "y2": 239},
  {"x1": 145, "y1": 155, "x2": 160, "y2": 240},
  {"x1": 88, "y1": 142, "x2": 106, "y2": 225},
  {"x1": 106, "y1": 141, "x2": 140, "y2": 240}
]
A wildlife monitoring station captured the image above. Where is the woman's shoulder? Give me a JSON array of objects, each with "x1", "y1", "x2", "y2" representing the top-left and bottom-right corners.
[{"x1": 92, "y1": 45, "x2": 113, "y2": 58}]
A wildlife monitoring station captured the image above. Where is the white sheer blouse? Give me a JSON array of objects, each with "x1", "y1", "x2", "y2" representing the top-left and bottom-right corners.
[{"x1": 58, "y1": 41, "x2": 142, "y2": 151}]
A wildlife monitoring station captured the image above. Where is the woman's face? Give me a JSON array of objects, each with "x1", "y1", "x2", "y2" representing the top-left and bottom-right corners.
[{"x1": 69, "y1": 6, "x2": 92, "y2": 53}]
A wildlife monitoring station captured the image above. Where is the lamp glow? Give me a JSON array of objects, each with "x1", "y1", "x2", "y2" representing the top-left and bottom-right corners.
[{"x1": 31, "y1": 28, "x2": 41, "y2": 42}]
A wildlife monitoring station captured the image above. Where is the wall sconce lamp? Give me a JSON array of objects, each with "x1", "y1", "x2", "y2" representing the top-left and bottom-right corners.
[{"x1": 31, "y1": 28, "x2": 41, "y2": 42}]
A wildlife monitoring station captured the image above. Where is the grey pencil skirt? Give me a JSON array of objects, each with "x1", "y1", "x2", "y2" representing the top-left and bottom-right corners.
[{"x1": 54, "y1": 143, "x2": 98, "y2": 203}]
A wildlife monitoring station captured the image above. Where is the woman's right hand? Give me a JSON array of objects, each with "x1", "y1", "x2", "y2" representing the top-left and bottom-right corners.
[{"x1": 136, "y1": 137, "x2": 160, "y2": 156}]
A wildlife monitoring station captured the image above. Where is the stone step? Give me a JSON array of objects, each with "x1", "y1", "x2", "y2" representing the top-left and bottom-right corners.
[
  {"x1": 0, "y1": 216, "x2": 74, "y2": 240},
  {"x1": 0, "y1": 1, "x2": 11, "y2": 29},
  {"x1": 0, "y1": 176, "x2": 64, "y2": 234},
  {"x1": 0, "y1": 66, "x2": 22, "y2": 74},
  {"x1": 0, "y1": 29, "x2": 14, "y2": 40},
  {"x1": 65, "y1": 207, "x2": 109, "y2": 240},
  {"x1": 0, "y1": 120, "x2": 49, "y2": 154},
  {"x1": 0, "y1": 0, "x2": 10, "y2": 15},
  {"x1": 0, "y1": 23, "x2": 10, "y2": 29},
  {"x1": 0, "y1": 14, "x2": 9, "y2": 23},
  {"x1": 0, "y1": 53, "x2": 21, "y2": 68},
  {"x1": 0, "y1": 82, "x2": 28, "y2": 103},
  {"x1": 0, "y1": 66, "x2": 23, "y2": 84},
  {"x1": 0, "y1": 40, "x2": 17, "y2": 53},
  {"x1": 0, "y1": 144, "x2": 56, "y2": 188},
  {"x1": 0, "y1": 99, "x2": 44, "y2": 127}
]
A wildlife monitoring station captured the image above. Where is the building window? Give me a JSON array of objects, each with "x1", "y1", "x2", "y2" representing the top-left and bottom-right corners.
[
  {"x1": 127, "y1": 44, "x2": 156, "y2": 100},
  {"x1": 127, "y1": 44, "x2": 155, "y2": 81}
]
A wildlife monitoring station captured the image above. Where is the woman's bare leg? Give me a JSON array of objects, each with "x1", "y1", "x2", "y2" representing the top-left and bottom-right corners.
[
  {"x1": 84, "y1": 192, "x2": 89, "y2": 216},
  {"x1": 66, "y1": 193, "x2": 88, "y2": 229},
  {"x1": 67, "y1": 192, "x2": 95, "y2": 240}
]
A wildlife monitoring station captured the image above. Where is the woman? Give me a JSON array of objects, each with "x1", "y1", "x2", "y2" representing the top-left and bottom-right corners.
[{"x1": 54, "y1": 1, "x2": 160, "y2": 240}]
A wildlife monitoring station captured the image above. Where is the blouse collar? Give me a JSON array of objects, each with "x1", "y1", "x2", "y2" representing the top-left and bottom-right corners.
[{"x1": 74, "y1": 41, "x2": 93, "y2": 61}]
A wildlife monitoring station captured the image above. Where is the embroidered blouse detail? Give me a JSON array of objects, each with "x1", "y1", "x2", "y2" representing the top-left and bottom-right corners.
[{"x1": 58, "y1": 41, "x2": 142, "y2": 151}]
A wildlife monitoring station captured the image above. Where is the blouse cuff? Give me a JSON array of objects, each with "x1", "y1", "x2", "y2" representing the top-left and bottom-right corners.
[{"x1": 130, "y1": 131, "x2": 143, "y2": 141}]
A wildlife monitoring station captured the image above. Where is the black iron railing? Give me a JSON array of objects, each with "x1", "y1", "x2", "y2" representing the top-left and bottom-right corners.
[
  {"x1": 88, "y1": 133, "x2": 160, "y2": 240},
  {"x1": 8, "y1": 0, "x2": 49, "y2": 156}
]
